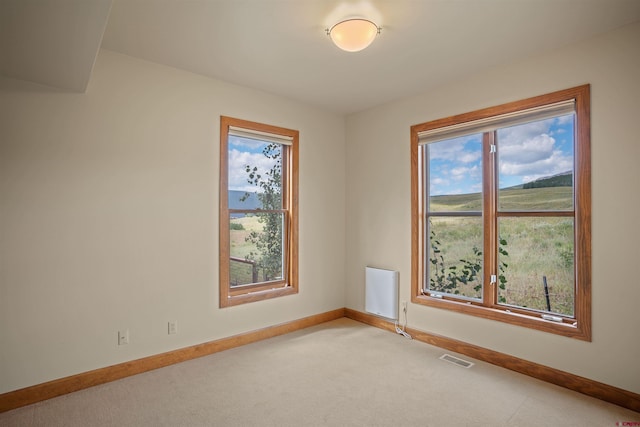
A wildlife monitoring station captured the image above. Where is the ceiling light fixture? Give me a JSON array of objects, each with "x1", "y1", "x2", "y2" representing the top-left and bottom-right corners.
[{"x1": 326, "y1": 18, "x2": 381, "y2": 52}]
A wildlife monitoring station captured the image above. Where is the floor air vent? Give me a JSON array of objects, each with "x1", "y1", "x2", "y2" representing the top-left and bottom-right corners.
[{"x1": 439, "y1": 354, "x2": 474, "y2": 368}]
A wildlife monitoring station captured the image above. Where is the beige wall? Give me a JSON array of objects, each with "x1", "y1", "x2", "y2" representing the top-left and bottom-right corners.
[
  {"x1": 345, "y1": 22, "x2": 640, "y2": 394},
  {"x1": 0, "y1": 49, "x2": 346, "y2": 393}
]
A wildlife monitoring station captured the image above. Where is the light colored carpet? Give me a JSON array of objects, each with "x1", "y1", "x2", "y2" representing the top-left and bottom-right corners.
[{"x1": 1, "y1": 318, "x2": 638, "y2": 426}]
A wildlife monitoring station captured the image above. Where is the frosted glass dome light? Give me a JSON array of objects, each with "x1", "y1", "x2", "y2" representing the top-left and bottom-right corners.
[{"x1": 326, "y1": 18, "x2": 380, "y2": 52}]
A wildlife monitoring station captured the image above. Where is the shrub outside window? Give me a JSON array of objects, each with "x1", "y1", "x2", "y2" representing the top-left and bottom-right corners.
[{"x1": 410, "y1": 85, "x2": 591, "y2": 340}]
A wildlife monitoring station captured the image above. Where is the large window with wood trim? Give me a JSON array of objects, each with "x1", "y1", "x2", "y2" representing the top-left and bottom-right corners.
[
  {"x1": 411, "y1": 85, "x2": 591, "y2": 340},
  {"x1": 219, "y1": 116, "x2": 298, "y2": 307}
]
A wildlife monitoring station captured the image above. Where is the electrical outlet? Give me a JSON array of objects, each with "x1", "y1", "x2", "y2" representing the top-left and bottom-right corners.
[
  {"x1": 118, "y1": 329, "x2": 129, "y2": 345},
  {"x1": 401, "y1": 301, "x2": 408, "y2": 312},
  {"x1": 168, "y1": 321, "x2": 178, "y2": 335}
]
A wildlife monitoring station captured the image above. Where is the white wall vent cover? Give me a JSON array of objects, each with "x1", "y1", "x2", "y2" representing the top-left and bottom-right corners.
[
  {"x1": 439, "y1": 354, "x2": 474, "y2": 368},
  {"x1": 365, "y1": 267, "x2": 399, "y2": 320}
]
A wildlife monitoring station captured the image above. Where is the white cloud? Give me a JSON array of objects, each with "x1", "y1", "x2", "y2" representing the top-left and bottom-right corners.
[
  {"x1": 470, "y1": 182, "x2": 482, "y2": 193},
  {"x1": 498, "y1": 119, "x2": 573, "y2": 183},
  {"x1": 431, "y1": 177, "x2": 449, "y2": 185},
  {"x1": 429, "y1": 177, "x2": 449, "y2": 193},
  {"x1": 451, "y1": 164, "x2": 481, "y2": 182},
  {"x1": 446, "y1": 188, "x2": 464, "y2": 195},
  {"x1": 556, "y1": 114, "x2": 574, "y2": 125},
  {"x1": 500, "y1": 133, "x2": 556, "y2": 163},
  {"x1": 229, "y1": 135, "x2": 261, "y2": 149},
  {"x1": 458, "y1": 151, "x2": 482, "y2": 163},
  {"x1": 429, "y1": 135, "x2": 481, "y2": 163},
  {"x1": 228, "y1": 149, "x2": 278, "y2": 192},
  {"x1": 500, "y1": 118, "x2": 553, "y2": 143},
  {"x1": 500, "y1": 149, "x2": 572, "y2": 177}
]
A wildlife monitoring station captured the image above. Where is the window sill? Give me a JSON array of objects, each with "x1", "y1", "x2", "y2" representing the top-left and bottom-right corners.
[
  {"x1": 412, "y1": 294, "x2": 590, "y2": 341},
  {"x1": 221, "y1": 285, "x2": 298, "y2": 308}
]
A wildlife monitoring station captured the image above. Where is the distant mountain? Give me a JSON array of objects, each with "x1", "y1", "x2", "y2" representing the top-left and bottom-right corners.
[
  {"x1": 523, "y1": 171, "x2": 572, "y2": 189},
  {"x1": 229, "y1": 190, "x2": 261, "y2": 210}
]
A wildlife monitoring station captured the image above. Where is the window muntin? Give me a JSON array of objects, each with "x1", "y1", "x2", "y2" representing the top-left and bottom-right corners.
[
  {"x1": 411, "y1": 85, "x2": 591, "y2": 340},
  {"x1": 220, "y1": 116, "x2": 298, "y2": 307}
]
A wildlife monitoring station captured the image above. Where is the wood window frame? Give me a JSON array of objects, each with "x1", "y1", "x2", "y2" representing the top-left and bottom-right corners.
[
  {"x1": 410, "y1": 85, "x2": 591, "y2": 340},
  {"x1": 219, "y1": 116, "x2": 299, "y2": 307}
]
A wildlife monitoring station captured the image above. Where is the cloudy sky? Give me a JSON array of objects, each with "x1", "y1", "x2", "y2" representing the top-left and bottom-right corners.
[
  {"x1": 228, "y1": 135, "x2": 280, "y2": 193},
  {"x1": 428, "y1": 114, "x2": 574, "y2": 196},
  {"x1": 230, "y1": 114, "x2": 574, "y2": 197}
]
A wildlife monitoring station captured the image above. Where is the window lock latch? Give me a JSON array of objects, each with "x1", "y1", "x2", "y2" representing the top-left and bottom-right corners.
[{"x1": 490, "y1": 274, "x2": 497, "y2": 285}]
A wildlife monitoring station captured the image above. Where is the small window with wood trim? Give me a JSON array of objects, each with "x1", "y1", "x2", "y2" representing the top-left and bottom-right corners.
[
  {"x1": 219, "y1": 116, "x2": 298, "y2": 307},
  {"x1": 411, "y1": 85, "x2": 591, "y2": 340}
]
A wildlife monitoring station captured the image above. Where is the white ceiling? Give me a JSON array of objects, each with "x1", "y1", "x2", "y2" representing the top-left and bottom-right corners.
[{"x1": 3, "y1": 0, "x2": 640, "y2": 114}]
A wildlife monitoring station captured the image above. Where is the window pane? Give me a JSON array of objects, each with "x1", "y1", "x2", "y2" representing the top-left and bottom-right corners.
[
  {"x1": 427, "y1": 216, "x2": 483, "y2": 300},
  {"x1": 228, "y1": 137, "x2": 283, "y2": 210},
  {"x1": 497, "y1": 114, "x2": 574, "y2": 211},
  {"x1": 427, "y1": 134, "x2": 483, "y2": 212},
  {"x1": 497, "y1": 217, "x2": 574, "y2": 316},
  {"x1": 229, "y1": 212, "x2": 285, "y2": 287},
  {"x1": 227, "y1": 135, "x2": 285, "y2": 287}
]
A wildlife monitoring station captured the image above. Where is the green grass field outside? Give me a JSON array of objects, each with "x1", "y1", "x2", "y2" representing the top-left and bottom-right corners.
[
  {"x1": 229, "y1": 216, "x2": 262, "y2": 286},
  {"x1": 428, "y1": 186, "x2": 574, "y2": 316}
]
